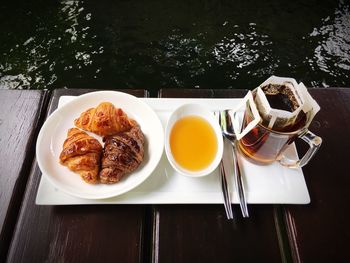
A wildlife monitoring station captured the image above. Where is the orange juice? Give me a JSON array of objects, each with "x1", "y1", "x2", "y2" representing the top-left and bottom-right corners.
[{"x1": 170, "y1": 116, "x2": 218, "y2": 171}]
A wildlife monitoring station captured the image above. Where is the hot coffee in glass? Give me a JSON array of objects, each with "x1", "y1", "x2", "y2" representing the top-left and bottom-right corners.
[{"x1": 238, "y1": 83, "x2": 311, "y2": 165}]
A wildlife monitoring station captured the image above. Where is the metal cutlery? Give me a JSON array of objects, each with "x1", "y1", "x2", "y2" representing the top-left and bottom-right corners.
[
  {"x1": 220, "y1": 159, "x2": 234, "y2": 219},
  {"x1": 214, "y1": 112, "x2": 233, "y2": 219},
  {"x1": 219, "y1": 110, "x2": 249, "y2": 218}
]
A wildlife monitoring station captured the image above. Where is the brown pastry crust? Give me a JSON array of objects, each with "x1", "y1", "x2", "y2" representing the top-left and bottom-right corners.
[
  {"x1": 99, "y1": 124, "x2": 145, "y2": 184},
  {"x1": 74, "y1": 102, "x2": 133, "y2": 136},
  {"x1": 59, "y1": 128, "x2": 102, "y2": 184}
]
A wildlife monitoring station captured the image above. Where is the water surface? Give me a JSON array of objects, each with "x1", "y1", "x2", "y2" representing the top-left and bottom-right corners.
[{"x1": 0, "y1": 0, "x2": 349, "y2": 94}]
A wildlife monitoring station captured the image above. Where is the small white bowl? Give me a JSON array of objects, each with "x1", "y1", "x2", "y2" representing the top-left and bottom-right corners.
[{"x1": 165, "y1": 103, "x2": 223, "y2": 177}]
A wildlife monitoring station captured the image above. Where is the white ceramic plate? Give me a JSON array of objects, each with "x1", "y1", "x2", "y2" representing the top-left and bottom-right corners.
[
  {"x1": 36, "y1": 91, "x2": 164, "y2": 199},
  {"x1": 36, "y1": 97, "x2": 310, "y2": 205}
]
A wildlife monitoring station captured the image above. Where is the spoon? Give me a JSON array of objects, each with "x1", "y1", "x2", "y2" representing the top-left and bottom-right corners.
[{"x1": 220, "y1": 110, "x2": 249, "y2": 218}]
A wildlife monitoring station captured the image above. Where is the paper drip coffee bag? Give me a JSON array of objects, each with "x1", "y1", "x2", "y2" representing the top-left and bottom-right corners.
[{"x1": 254, "y1": 76, "x2": 320, "y2": 132}]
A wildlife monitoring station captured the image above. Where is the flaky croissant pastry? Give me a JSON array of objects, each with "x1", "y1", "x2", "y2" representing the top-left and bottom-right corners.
[
  {"x1": 59, "y1": 128, "x2": 102, "y2": 184},
  {"x1": 100, "y1": 124, "x2": 145, "y2": 184},
  {"x1": 74, "y1": 102, "x2": 133, "y2": 136}
]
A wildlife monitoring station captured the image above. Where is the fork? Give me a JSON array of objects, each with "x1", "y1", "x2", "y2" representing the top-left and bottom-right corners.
[
  {"x1": 214, "y1": 112, "x2": 234, "y2": 219},
  {"x1": 220, "y1": 110, "x2": 249, "y2": 218}
]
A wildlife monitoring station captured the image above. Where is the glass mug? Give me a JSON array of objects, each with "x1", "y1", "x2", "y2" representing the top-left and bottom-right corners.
[{"x1": 234, "y1": 93, "x2": 322, "y2": 168}]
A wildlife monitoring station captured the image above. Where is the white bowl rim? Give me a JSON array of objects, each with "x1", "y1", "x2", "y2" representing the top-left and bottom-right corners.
[{"x1": 164, "y1": 103, "x2": 223, "y2": 177}]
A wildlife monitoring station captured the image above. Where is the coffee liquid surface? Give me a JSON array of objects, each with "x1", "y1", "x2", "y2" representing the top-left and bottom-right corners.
[
  {"x1": 262, "y1": 84, "x2": 300, "y2": 112},
  {"x1": 265, "y1": 93, "x2": 295, "y2": 112}
]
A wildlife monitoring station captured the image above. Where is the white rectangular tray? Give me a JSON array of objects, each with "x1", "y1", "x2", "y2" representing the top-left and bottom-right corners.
[{"x1": 36, "y1": 96, "x2": 310, "y2": 205}]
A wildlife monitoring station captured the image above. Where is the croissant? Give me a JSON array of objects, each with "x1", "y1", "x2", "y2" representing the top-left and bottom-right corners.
[
  {"x1": 100, "y1": 124, "x2": 145, "y2": 184},
  {"x1": 74, "y1": 102, "x2": 133, "y2": 136},
  {"x1": 59, "y1": 128, "x2": 102, "y2": 184}
]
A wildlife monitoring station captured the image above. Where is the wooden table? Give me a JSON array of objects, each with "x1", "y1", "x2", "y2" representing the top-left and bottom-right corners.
[
  {"x1": 1, "y1": 88, "x2": 349, "y2": 263},
  {"x1": 0, "y1": 90, "x2": 48, "y2": 261}
]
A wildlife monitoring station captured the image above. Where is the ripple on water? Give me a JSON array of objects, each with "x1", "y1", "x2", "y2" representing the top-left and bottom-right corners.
[
  {"x1": 211, "y1": 25, "x2": 275, "y2": 73},
  {"x1": 152, "y1": 24, "x2": 276, "y2": 88},
  {"x1": 0, "y1": 0, "x2": 349, "y2": 90},
  {"x1": 0, "y1": 0, "x2": 102, "y2": 90},
  {"x1": 306, "y1": 1, "x2": 350, "y2": 86}
]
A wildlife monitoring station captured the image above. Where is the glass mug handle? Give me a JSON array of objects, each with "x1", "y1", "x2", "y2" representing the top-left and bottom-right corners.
[{"x1": 279, "y1": 131, "x2": 322, "y2": 168}]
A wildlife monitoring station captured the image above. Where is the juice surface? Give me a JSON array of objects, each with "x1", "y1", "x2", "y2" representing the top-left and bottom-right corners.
[{"x1": 170, "y1": 116, "x2": 217, "y2": 171}]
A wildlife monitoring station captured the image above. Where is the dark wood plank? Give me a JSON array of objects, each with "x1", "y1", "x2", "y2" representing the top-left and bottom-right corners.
[
  {"x1": 0, "y1": 90, "x2": 47, "y2": 262},
  {"x1": 154, "y1": 89, "x2": 283, "y2": 263},
  {"x1": 7, "y1": 89, "x2": 149, "y2": 263},
  {"x1": 154, "y1": 205, "x2": 282, "y2": 263},
  {"x1": 283, "y1": 88, "x2": 350, "y2": 263},
  {"x1": 8, "y1": 162, "x2": 146, "y2": 263}
]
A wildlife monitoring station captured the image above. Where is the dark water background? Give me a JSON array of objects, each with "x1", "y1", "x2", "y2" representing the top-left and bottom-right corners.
[{"x1": 0, "y1": 0, "x2": 349, "y2": 95}]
